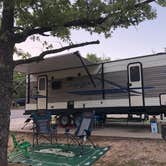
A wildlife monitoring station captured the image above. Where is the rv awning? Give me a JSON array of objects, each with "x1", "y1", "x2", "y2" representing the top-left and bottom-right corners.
[{"x1": 15, "y1": 52, "x2": 93, "y2": 74}]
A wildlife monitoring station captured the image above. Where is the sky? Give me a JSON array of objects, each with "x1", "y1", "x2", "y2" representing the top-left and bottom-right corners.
[{"x1": 16, "y1": 3, "x2": 166, "y2": 61}]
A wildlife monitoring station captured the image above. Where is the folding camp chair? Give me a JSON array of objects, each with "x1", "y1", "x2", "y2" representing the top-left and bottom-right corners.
[
  {"x1": 94, "y1": 114, "x2": 106, "y2": 128},
  {"x1": 32, "y1": 112, "x2": 57, "y2": 146},
  {"x1": 65, "y1": 113, "x2": 95, "y2": 154},
  {"x1": 10, "y1": 134, "x2": 31, "y2": 158}
]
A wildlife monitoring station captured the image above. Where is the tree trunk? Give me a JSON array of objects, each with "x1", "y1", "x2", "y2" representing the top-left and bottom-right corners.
[{"x1": 0, "y1": 42, "x2": 14, "y2": 166}]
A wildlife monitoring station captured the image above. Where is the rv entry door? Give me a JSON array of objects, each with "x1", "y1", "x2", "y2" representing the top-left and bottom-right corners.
[
  {"x1": 37, "y1": 75, "x2": 48, "y2": 110},
  {"x1": 127, "y1": 62, "x2": 144, "y2": 107}
]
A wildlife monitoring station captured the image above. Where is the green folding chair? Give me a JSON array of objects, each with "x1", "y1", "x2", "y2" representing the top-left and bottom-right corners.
[{"x1": 10, "y1": 134, "x2": 31, "y2": 158}]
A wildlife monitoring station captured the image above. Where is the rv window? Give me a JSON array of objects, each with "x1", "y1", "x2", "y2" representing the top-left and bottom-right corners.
[
  {"x1": 130, "y1": 66, "x2": 140, "y2": 82},
  {"x1": 39, "y1": 77, "x2": 45, "y2": 90}
]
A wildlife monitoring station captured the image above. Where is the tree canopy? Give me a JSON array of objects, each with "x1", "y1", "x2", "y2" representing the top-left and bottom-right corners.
[
  {"x1": 13, "y1": 72, "x2": 26, "y2": 100},
  {"x1": 86, "y1": 53, "x2": 111, "y2": 63},
  {"x1": 1, "y1": 0, "x2": 165, "y2": 65},
  {"x1": 14, "y1": 0, "x2": 155, "y2": 39}
]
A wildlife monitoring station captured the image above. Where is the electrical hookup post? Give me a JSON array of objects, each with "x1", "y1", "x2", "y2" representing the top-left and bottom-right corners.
[{"x1": 150, "y1": 116, "x2": 158, "y2": 134}]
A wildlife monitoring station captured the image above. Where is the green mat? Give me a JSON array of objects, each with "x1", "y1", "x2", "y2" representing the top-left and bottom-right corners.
[{"x1": 9, "y1": 144, "x2": 109, "y2": 166}]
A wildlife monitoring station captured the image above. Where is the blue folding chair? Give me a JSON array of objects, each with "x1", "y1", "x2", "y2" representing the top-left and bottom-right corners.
[
  {"x1": 32, "y1": 112, "x2": 55, "y2": 146},
  {"x1": 65, "y1": 113, "x2": 95, "y2": 154}
]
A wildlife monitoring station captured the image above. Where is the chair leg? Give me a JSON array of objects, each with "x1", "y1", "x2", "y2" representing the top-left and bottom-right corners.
[
  {"x1": 52, "y1": 128, "x2": 58, "y2": 143},
  {"x1": 55, "y1": 129, "x2": 58, "y2": 142},
  {"x1": 87, "y1": 137, "x2": 96, "y2": 148},
  {"x1": 33, "y1": 133, "x2": 38, "y2": 147},
  {"x1": 80, "y1": 138, "x2": 84, "y2": 155},
  {"x1": 50, "y1": 133, "x2": 53, "y2": 144},
  {"x1": 36, "y1": 134, "x2": 39, "y2": 145},
  {"x1": 33, "y1": 134, "x2": 35, "y2": 147}
]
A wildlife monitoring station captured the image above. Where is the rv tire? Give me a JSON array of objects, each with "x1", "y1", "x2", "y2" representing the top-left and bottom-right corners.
[{"x1": 59, "y1": 115, "x2": 71, "y2": 127}]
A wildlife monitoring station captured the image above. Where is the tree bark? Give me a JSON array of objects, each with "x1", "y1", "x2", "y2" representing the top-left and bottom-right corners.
[
  {"x1": 0, "y1": 1, "x2": 15, "y2": 164},
  {"x1": 0, "y1": 42, "x2": 14, "y2": 166}
]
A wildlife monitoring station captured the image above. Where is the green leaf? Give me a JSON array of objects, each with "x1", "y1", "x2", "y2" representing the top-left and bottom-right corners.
[{"x1": 157, "y1": 0, "x2": 166, "y2": 7}]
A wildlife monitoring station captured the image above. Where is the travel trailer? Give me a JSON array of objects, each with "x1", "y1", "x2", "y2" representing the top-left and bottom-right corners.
[{"x1": 15, "y1": 51, "x2": 166, "y2": 126}]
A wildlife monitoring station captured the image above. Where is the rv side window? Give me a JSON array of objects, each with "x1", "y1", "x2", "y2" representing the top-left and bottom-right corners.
[
  {"x1": 130, "y1": 66, "x2": 140, "y2": 82},
  {"x1": 39, "y1": 77, "x2": 45, "y2": 90}
]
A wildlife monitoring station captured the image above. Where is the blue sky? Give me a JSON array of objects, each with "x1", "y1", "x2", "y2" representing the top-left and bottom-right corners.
[{"x1": 16, "y1": 3, "x2": 166, "y2": 61}]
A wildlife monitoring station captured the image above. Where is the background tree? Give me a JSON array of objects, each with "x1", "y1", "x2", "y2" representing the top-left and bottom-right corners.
[
  {"x1": 0, "y1": 0, "x2": 165, "y2": 165},
  {"x1": 12, "y1": 48, "x2": 31, "y2": 102},
  {"x1": 13, "y1": 72, "x2": 26, "y2": 100},
  {"x1": 86, "y1": 53, "x2": 111, "y2": 63}
]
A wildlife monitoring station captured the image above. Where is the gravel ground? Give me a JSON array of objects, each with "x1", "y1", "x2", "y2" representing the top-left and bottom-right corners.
[{"x1": 94, "y1": 138, "x2": 166, "y2": 166}]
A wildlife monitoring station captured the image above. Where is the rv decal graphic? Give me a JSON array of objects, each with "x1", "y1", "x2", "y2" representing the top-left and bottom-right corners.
[{"x1": 68, "y1": 86, "x2": 154, "y2": 95}]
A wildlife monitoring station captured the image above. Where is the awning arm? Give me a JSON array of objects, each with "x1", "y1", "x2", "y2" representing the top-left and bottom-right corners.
[{"x1": 75, "y1": 51, "x2": 96, "y2": 87}]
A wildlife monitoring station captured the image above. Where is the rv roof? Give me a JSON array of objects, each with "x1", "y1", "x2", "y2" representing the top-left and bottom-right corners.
[{"x1": 14, "y1": 52, "x2": 93, "y2": 74}]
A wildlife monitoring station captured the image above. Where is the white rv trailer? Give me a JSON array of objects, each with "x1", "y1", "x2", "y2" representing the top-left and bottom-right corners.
[{"x1": 15, "y1": 51, "x2": 166, "y2": 125}]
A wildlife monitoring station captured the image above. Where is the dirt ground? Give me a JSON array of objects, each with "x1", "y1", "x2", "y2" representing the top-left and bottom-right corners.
[{"x1": 8, "y1": 133, "x2": 166, "y2": 166}]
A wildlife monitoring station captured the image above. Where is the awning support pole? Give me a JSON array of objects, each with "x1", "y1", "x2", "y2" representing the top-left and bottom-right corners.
[{"x1": 75, "y1": 52, "x2": 96, "y2": 87}]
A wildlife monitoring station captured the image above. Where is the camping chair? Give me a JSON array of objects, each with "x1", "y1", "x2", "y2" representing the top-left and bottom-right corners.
[
  {"x1": 32, "y1": 112, "x2": 56, "y2": 146},
  {"x1": 10, "y1": 134, "x2": 31, "y2": 158},
  {"x1": 65, "y1": 113, "x2": 95, "y2": 154},
  {"x1": 94, "y1": 114, "x2": 106, "y2": 128}
]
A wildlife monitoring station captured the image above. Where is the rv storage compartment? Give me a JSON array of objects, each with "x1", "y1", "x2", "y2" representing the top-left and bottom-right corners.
[{"x1": 161, "y1": 123, "x2": 166, "y2": 140}]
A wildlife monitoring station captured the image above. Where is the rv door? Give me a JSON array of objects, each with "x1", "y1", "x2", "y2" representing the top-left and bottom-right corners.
[
  {"x1": 37, "y1": 75, "x2": 48, "y2": 110},
  {"x1": 128, "y1": 62, "x2": 144, "y2": 107}
]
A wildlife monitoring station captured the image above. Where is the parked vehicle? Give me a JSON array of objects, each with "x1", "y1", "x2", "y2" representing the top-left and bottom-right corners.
[
  {"x1": 15, "y1": 98, "x2": 26, "y2": 106},
  {"x1": 15, "y1": 52, "x2": 166, "y2": 126}
]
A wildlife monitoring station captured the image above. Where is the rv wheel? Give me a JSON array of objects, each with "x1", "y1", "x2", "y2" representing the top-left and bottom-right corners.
[{"x1": 59, "y1": 115, "x2": 71, "y2": 127}]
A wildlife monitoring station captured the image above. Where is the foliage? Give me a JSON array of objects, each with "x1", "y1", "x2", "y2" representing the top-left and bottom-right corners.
[
  {"x1": 13, "y1": 48, "x2": 30, "y2": 100},
  {"x1": 13, "y1": 72, "x2": 26, "y2": 99},
  {"x1": 13, "y1": 0, "x2": 158, "y2": 41},
  {"x1": 86, "y1": 53, "x2": 111, "y2": 63},
  {"x1": 14, "y1": 47, "x2": 31, "y2": 59},
  {"x1": 158, "y1": 0, "x2": 166, "y2": 6}
]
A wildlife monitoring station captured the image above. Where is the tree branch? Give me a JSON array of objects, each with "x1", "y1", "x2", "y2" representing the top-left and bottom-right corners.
[
  {"x1": 14, "y1": 40, "x2": 100, "y2": 66},
  {"x1": 14, "y1": 27, "x2": 52, "y2": 43},
  {"x1": 97, "y1": 0, "x2": 155, "y2": 25},
  {"x1": 135, "y1": 0, "x2": 155, "y2": 7},
  {"x1": 13, "y1": 0, "x2": 155, "y2": 43},
  {"x1": 14, "y1": 18, "x2": 105, "y2": 43}
]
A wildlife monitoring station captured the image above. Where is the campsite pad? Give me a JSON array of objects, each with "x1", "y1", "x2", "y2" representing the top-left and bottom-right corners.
[{"x1": 9, "y1": 144, "x2": 109, "y2": 166}]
